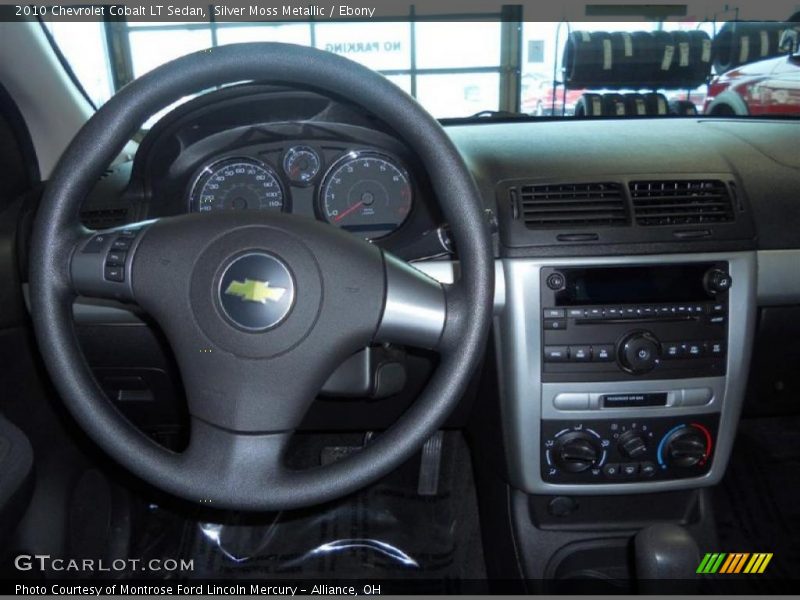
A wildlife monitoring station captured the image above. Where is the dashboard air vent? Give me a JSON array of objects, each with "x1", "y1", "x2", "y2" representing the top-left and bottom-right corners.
[
  {"x1": 80, "y1": 207, "x2": 129, "y2": 230},
  {"x1": 516, "y1": 182, "x2": 628, "y2": 228},
  {"x1": 629, "y1": 180, "x2": 734, "y2": 226}
]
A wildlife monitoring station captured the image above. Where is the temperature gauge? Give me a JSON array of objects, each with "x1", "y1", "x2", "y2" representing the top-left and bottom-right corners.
[{"x1": 283, "y1": 145, "x2": 321, "y2": 185}]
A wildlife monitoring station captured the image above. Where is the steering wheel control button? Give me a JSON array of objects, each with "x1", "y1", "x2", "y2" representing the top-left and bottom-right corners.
[
  {"x1": 83, "y1": 234, "x2": 109, "y2": 253},
  {"x1": 106, "y1": 251, "x2": 126, "y2": 266},
  {"x1": 218, "y1": 252, "x2": 295, "y2": 332},
  {"x1": 104, "y1": 266, "x2": 124, "y2": 282},
  {"x1": 111, "y1": 237, "x2": 133, "y2": 251}
]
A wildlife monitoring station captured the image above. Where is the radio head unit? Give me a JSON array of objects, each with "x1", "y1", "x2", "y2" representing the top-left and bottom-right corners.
[{"x1": 541, "y1": 262, "x2": 729, "y2": 382}]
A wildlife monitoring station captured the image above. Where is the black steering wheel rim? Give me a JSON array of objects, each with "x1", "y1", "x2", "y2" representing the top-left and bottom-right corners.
[{"x1": 29, "y1": 43, "x2": 494, "y2": 511}]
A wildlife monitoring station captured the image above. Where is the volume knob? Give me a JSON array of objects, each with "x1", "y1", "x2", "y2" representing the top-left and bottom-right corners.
[{"x1": 618, "y1": 331, "x2": 660, "y2": 374}]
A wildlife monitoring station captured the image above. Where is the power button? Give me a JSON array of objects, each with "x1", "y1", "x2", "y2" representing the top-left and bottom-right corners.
[{"x1": 546, "y1": 272, "x2": 566, "y2": 291}]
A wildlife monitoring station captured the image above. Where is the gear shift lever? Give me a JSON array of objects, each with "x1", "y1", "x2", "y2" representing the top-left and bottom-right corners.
[{"x1": 635, "y1": 524, "x2": 700, "y2": 593}]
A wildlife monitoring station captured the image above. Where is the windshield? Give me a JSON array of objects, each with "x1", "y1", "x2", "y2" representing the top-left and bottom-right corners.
[{"x1": 42, "y1": 8, "x2": 800, "y2": 120}]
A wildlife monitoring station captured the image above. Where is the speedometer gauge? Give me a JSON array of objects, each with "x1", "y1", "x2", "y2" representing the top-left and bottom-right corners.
[
  {"x1": 190, "y1": 158, "x2": 284, "y2": 213},
  {"x1": 319, "y1": 151, "x2": 412, "y2": 240}
]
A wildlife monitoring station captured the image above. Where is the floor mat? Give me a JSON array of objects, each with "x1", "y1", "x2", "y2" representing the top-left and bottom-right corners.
[
  {"x1": 126, "y1": 431, "x2": 486, "y2": 590},
  {"x1": 712, "y1": 416, "x2": 800, "y2": 591}
]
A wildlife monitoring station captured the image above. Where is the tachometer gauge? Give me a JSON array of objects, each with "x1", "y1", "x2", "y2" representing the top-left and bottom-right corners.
[
  {"x1": 283, "y1": 145, "x2": 321, "y2": 185},
  {"x1": 319, "y1": 151, "x2": 412, "y2": 240},
  {"x1": 190, "y1": 158, "x2": 284, "y2": 213}
]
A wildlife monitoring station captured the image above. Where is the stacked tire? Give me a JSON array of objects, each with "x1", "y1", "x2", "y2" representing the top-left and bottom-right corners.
[
  {"x1": 564, "y1": 30, "x2": 713, "y2": 89},
  {"x1": 575, "y1": 92, "x2": 669, "y2": 117},
  {"x1": 712, "y1": 21, "x2": 800, "y2": 74}
]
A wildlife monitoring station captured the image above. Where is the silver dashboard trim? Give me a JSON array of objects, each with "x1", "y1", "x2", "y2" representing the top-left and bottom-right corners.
[
  {"x1": 496, "y1": 251, "x2": 757, "y2": 495},
  {"x1": 57, "y1": 249, "x2": 796, "y2": 325}
]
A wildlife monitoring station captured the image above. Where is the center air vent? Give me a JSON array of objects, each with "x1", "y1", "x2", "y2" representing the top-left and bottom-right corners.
[
  {"x1": 516, "y1": 182, "x2": 629, "y2": 228},
  {"x1": 629, "y1": 180, "x2": 734, "y2": 226}
]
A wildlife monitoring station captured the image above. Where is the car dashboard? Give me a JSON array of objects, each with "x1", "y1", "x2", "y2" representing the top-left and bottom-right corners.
[{"x1": 73, "y1": 83, "x2": 800, "y2": 500}]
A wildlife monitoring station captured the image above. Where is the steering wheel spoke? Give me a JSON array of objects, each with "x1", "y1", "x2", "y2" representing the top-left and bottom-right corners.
[
  {"x1": 181, "y1": 417, "x2": 292, "y2": 502},
  {"x1": 374, "y1": 252, "x2": 447, "y2": 350},
  {"x1": 70, "y1": 222, "x2": 152, "y2": 302}
]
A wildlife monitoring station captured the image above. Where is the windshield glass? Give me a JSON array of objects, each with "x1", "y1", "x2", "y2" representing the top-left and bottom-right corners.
[{"x1": 42, "y1": 8, "x2": 800, "y2": 120}]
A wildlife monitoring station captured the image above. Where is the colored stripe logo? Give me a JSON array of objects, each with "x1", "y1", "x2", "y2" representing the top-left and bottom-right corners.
[{"x1": 697, "y1": 552, "x2": 773, "y2": 574}]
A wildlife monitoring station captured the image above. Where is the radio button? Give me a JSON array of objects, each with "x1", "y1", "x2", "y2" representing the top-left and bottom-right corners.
[
  {"x1": 546, "y1": 272, "x2": 566, "y2": 290},
  {"x1": 544, "y1": 319, "x2": 567, "y2": 330},
  {"x1": 543, "y1": 308, "x2": 565, "y2": 319},
  {"x1": 604, "y1": 307, "x2": 622, "y2": 319},
  {"x1": 709, "y1": 315, "x2": 727, "y2": 325},
  {"x1": 567, "y1": 308, "x2": 586, "y2": 318},
  {"x1": 544, "y1": 346, "x2": 569, "y2": 362},
  {"x1": 619, "y1": 332, "x2": 660, "y2": 374},
  {"x1": 621, "y1": 307, "x2": 638, "y2": 318},
  {"x1": 570, "y1": 346, "x2": 592, "y2": 361},
  {"x1": 710, "y1": 303, "x2": 725, "y2": 314},
  {"x1": 553, "y1": 393, "x2": 590, "y2": 410},
  {"x1": 594, "y1": 345, "x2": 615, "y2": 361},
  {"x1": 587, "y1": 308, "x2": 603, "y2": 319},
  {"x1": 708, "y1": 340, "x2": 726, "y2": 356},
  {"x1": 686, "y1": 342, "x2": 706, "y2": 358}
]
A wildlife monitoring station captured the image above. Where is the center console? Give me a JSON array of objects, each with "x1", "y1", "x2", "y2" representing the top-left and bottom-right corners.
[{"x1": 497, "y1": 252, "x2": 756, "y2": 494}]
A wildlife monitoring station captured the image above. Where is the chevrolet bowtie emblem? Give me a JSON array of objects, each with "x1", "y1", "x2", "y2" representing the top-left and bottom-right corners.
[{"x1": 224, "y1": 278, "x2": 287, "y2": 304}]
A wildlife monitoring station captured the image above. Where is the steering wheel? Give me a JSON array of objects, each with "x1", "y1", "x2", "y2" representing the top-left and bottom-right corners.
[{"x1": 28, "y1": 43, "x2": 493, "y2": 511}]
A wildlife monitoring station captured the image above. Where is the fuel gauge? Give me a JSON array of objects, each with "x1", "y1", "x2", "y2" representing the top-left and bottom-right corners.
[{"x1": 283, "y1": 145, "x2": 321, "y2": 185}]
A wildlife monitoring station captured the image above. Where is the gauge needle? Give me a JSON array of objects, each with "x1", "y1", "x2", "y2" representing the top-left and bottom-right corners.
[{"x1": 333, "y1": 201, "x2": 364, "y2": 223}]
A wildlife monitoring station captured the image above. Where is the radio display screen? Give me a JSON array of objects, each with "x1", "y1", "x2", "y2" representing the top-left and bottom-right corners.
[{"x1": 554, "y1": 264, "x2": 714, "y2": 306}]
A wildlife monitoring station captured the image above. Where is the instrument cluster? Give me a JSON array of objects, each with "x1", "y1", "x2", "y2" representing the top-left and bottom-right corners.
[{"x1": 187, "y1": 143, "x2": 414, "y2": 241}]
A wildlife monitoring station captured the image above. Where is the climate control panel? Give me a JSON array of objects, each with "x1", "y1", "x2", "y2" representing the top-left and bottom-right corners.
[{"x1": 541, "y1": 415, "x2": 718, "y2": 484}]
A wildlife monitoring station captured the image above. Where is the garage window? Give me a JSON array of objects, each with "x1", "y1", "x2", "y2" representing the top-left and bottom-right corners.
[{"x1": 45, "y1": 8, "x2": 511, "y2": 119}]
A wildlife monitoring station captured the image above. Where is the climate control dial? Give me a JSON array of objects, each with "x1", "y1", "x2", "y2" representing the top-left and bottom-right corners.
[
  {"x1": 658, "y1": 423, "x2": 712, "y2": 468},
  {"x1": 617, "y1": 430, "x2": 648, "y2": 459},
  {"x1": 553, "y1": 431, "x2": 602, "y2": 473}
]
